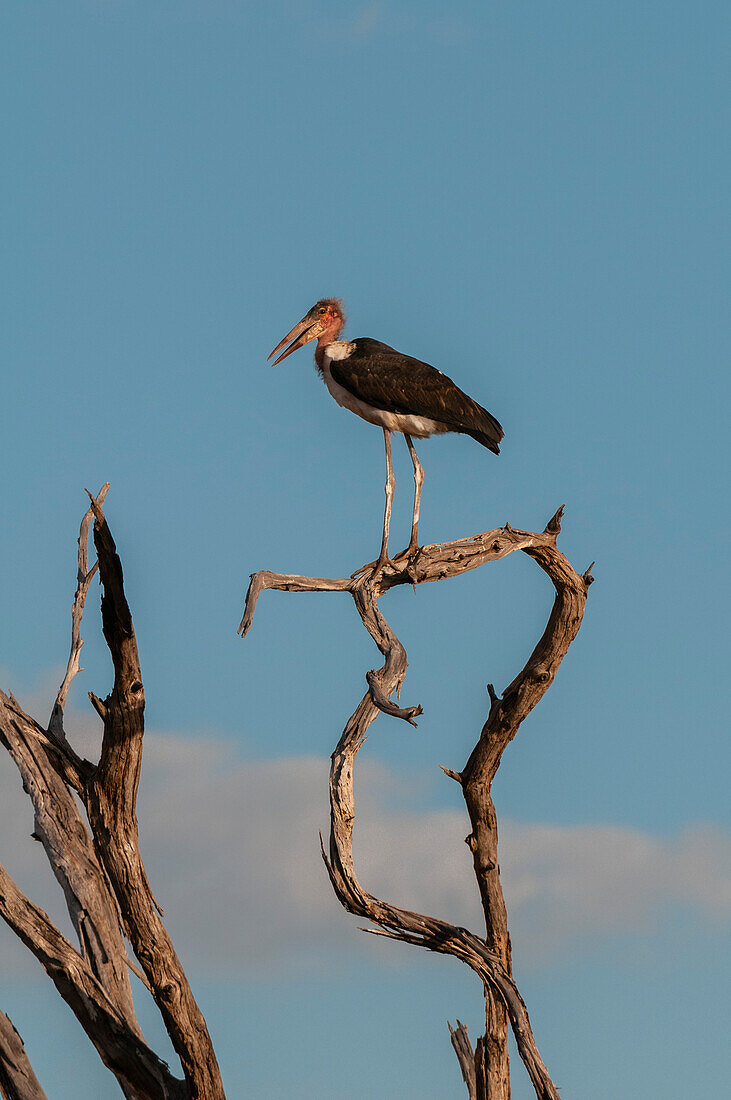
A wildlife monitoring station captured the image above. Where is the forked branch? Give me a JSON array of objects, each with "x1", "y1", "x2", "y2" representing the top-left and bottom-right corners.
[
  {"x1": 84, "y1": 495, "x2": 224, "y2": 1099},
  {"x1": 241, "y1": 507, "x2": 592, "y2": 1098},
  {"x1": 0, "y1": 489, "x2": 223, "y2": 1099}
]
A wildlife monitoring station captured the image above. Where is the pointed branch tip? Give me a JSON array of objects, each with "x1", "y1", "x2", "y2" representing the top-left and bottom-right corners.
[
  {"x1": 88, "y1": 692, "x2": 107, "y2": 721},
  {"x1": 440, "y1": 765, "x2": 463, "y2": 784},
  {"x1": 544, "y1": 505, "x2": 565, "y2": 535},
  {"x1": 359, "y1": 926, "x2": 401, "y2": 940}
]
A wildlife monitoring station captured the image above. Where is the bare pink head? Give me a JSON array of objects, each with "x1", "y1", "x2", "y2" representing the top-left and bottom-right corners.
[{"x1": 268, "y1": 298, "x2": 346, "y2": 365}]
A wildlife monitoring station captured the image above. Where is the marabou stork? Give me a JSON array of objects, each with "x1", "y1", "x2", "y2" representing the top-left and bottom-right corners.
[{"x1": 269, "y1": 299, "x2": 504, "y2": 571}]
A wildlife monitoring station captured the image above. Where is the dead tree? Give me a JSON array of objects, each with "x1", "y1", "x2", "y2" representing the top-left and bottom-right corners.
[
  {"x1": 240, "y1": 505, "x2": 593, "y2": 1099},
  {"x1": 0, "y1": 488, "x2": 223, "y2": 1100}
]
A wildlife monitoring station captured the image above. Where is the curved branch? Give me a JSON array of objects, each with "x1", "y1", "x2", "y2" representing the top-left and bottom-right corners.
[
  {"x1": 238, "y1": 570, "x2": 351, "y2": 637},
  {"x1": 459, "y1": 533, "x2": 592, "y2": 942},
  {"x1": 322, "y1": 657, "x2": 560, "y2": 1100},
  {"x1": 242, "y1": 507, "x2": 588, "y2": 1099},
  {"x1": 454, "y1": 514, "x2": 592, "y2": 1096},
  {"x1": 365, "y1": 670, "x2": 422, "y2": 725}
]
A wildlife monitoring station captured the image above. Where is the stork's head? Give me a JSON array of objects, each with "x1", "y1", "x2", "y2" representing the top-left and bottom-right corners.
[{"x1": 268, "y1": 298, "x2": 345, "y2": 365}]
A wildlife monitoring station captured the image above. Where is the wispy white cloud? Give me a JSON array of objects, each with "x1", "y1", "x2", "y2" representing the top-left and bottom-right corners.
[
  {"x1": 499, "y1": 820, "x2": 731, "y2": 964},
  {"x1": 0, "y1": 686, "x2": 729, "y2": 979}
]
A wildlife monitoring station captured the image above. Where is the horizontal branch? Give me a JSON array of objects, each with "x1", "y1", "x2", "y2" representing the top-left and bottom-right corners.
[
  {"x1": 383, "y1": 515, "x2": 564, "y2": 591},
  {"x1": 238, "y1": 570, "x2": 351, "y2": 637},
  {"x1": 239, "y1": 512, "x2": 566, "y2": 636}
]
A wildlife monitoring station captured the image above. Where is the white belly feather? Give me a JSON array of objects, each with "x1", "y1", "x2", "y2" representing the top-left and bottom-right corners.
[{"x1": 321, "y1": 344, "x2": 446, "y2": 439}]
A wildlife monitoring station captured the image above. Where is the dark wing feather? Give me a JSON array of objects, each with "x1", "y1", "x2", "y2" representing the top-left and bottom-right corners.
[{"x1": 330, "y1": 338, "x2": 504, "y2": 453}]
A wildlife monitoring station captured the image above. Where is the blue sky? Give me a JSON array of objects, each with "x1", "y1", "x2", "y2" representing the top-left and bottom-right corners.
[{"x1": 1, "y1": 2, "x2": 729, "y2": 1097}]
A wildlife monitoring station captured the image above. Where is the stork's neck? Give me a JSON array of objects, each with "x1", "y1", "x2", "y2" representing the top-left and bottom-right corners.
[{"x1": 314, "y1": 320, "x2": 345, "y2": 371}]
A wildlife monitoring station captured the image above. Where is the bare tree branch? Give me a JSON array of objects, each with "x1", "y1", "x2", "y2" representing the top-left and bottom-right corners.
[
  {"x1": 1, "y1": 690, "x2": 92, "y2": 797},
  {"x1": 0, "y1": 1011, "x2": 48, "y2": 1100},
  {"x1": 238, "y1": 520, "x2": 563, "y2": 638},
  {"x1": 238, "y1": 570, "x2": 351, "y2": 637},
  {"x1": 49, "y1": 483, "x2": 110, "y2": 739},
  {"x1": 448, "y1": 1020, "x2": 480, "y2": 1100},
  {"x1": 0, "y1": 862, "x2": 183, "y2": 1100},
  {"x1": 1, "y1": 489, "x2": 223, "y2": 1098},
  {"x1": 241, "y1": 509, "x2": 589, "y2": 1099},
  {"x1": 84, "y1": 496, "x2": 225, "y2": 1100},
  {"x1": 452, "y1": 505, "x2": 592, "y2": 1095},
  {"x1": 0, "y1": 691, "x2": 139, "y2": 1032}
]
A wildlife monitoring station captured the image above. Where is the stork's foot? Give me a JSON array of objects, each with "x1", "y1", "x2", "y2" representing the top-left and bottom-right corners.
[
  {"x1": 351, "y1": 544, "x2": 420, "y2": 582},
  {"x1": 371, "y1": 552, "x2": 398, "y2": 582},
  {"x1": 351, "y1": 553, "x2": 398, "y2": 581},
  {"x1": 395, "y1": 538, "x2": 420, "y2": 560},
  {"x1": 393, "y1": 541, "x2": 421, "y2": 584}
]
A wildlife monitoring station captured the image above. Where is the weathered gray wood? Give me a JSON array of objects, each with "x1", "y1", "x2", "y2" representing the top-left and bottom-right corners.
[
  {"x1": 448, "y1": 1020, "x2": 478, "y2": 1100},
  {"x1": 0, "y1": 486, "x2": 167, "y2": 1097},
  {"x1": 0, "y1": 1011, "x2": 48, "y2": 1100},
  {"x1": 0, "y1": 691, "x2": 140, "y2": 1033},
  {"x1": 0, "y1": 862, "x2": 183, "y2": 1099},
  {"x1": 84, "y1": 497, "x2": 225, "y2": 1100},
  {"x1": 48, "y1": 483, "x2": 110, "y2": 739},
  {"x1": 0, "y1": 489, "x2": 221, "y2": 1098},
  {"x1": 241, "y1": 507, "x2": 591, "y2": 1100},
  {"x1": 455, "y1": 507, "x2": 592, "y2": 1097}
]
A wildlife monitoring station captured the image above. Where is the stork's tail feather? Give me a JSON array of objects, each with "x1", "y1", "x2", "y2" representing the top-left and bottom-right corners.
[
  {"x1": 467, "y1": 431, "x2": 501, "y2": 454},
  {"x1": 464, "y1": 407, "x2": 504, "y2": 455}
]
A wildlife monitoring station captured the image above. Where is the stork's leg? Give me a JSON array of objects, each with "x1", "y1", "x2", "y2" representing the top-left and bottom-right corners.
[
  {"x1": 376, "y1": 428, "x2": 396, "y2": 570},
  {"x1": 404, "y1": 433, "x2": 424, "y2": 553}
]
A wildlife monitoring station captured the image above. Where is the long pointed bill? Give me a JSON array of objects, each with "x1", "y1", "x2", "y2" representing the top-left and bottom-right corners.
[{"x1": 268, "y1": 316, "x2": 319, "y2": 365}]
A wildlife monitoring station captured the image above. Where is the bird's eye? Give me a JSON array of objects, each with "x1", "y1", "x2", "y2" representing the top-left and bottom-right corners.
[{"x1": 319, "y1": 307, "x2": 327, "y2": 315}]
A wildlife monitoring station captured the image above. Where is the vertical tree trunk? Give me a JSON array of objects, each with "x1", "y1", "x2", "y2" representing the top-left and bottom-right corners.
[
  {"x1": 482, "y1": 988, "x2": 510, "y2": 1099},
  {"x1": 463, "y1": 790, "x2": 512, "y2": 1098},
  {"x1": 0, "y1": 490, "x2": 222, "y2": 1099}
]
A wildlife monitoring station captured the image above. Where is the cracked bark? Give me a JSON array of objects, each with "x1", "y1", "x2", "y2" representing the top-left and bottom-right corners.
[
  {"x1": 0, "y1": 489, "x2": 222, "y2": 1099},
  {"x1": 0, "y1": 1011, "x2": 47, "y2": 1100},
  {"x1": 84, "y1": 495, "x2": 223, "y2": 1100},
  {"x1": 241, "y1": 506, "x2": 592, "y2": 1099}
]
